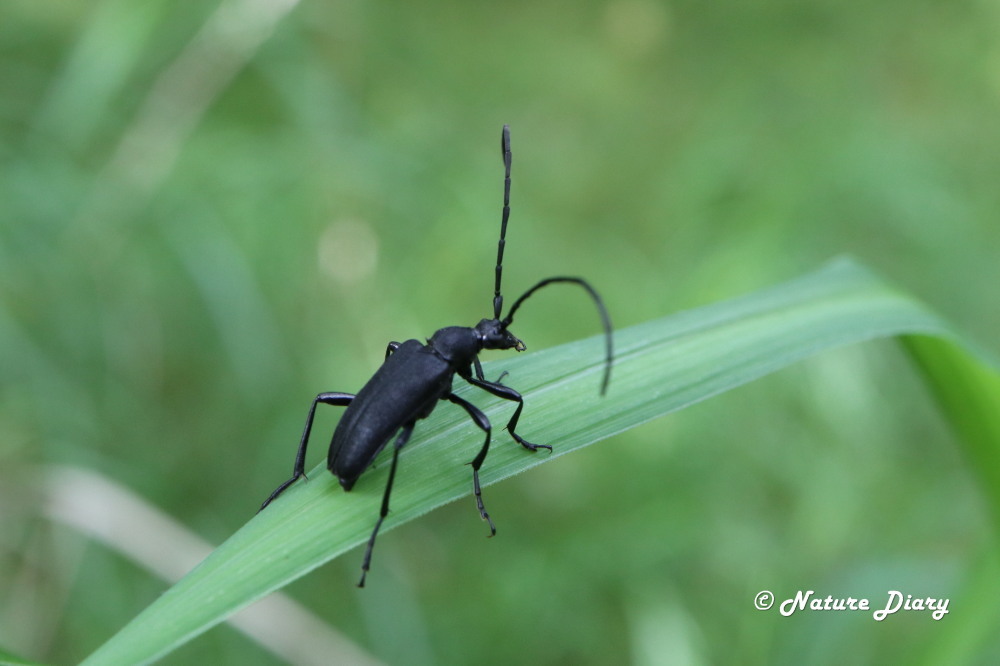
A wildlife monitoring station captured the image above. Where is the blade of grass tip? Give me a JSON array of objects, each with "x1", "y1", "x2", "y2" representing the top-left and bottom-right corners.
[
  {"x1": 80, "y1": 257, "x2": 1000, "y2": 665},
  {"x1": 901, "y1": 335, "x2": 1000, "y2": 524}
]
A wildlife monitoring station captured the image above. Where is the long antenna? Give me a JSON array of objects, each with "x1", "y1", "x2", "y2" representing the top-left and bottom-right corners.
[
  {"x1": 502, "y1": 276, "x2": 614, "y2": 396},
  {"x1": 493, "y1": 124, "x2": 512, "y2": 319}
]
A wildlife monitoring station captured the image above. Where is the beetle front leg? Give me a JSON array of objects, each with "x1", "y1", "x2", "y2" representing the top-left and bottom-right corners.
[
  {"x1": 473, "y1": 357, "x2": 508, "y2": 385},
  {"x1": 464, "y1": 375, "x2": 551, "y2": 453},
  {"x1": 259, "y1": 391, "x2": 354, "y2": 511},
  {"x1": 446, "y1": 393, "x2": 497, "y2": 536}
]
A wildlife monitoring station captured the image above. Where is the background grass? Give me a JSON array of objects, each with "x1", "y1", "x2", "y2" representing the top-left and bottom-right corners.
[{"x1": 2, "y1": 0, "x2": 1000, "y2": 664}]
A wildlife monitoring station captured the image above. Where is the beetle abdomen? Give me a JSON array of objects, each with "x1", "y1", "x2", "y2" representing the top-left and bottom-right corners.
[{"x1": 328, "y1": 339, "x2": 454, "y2": 487}]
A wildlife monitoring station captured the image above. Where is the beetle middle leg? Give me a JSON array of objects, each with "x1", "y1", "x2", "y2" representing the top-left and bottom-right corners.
[
  {"x1": 260, "y1": 391, "x2": 354, "y2": 511},
  {"x1": 464, "y1": 375, "x2": 551, "y2": 453},
  {"x1": 359, "y1": 421, "x2": 415, "y2": 588},
  {"x1": 446, "y1": 393, "x2": 497, "y2": 536}
]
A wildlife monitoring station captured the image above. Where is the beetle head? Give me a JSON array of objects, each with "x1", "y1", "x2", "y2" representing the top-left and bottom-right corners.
[{"x1": 475, "y1": 318, "x2": 525, "y2": 352}]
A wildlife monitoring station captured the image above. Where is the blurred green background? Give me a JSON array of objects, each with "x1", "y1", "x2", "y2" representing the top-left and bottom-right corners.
[{"x1": 2, "y1": 0, "x2": 999, "y2": 663}]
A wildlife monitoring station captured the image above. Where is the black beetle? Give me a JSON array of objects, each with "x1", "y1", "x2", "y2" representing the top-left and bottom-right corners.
[{"x1": 260, "y1": 125, "x2": 613, "y2": 586}]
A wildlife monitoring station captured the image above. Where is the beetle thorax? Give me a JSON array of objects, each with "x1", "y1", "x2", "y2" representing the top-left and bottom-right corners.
[
  {"x1": 428, "y1": 326, "x2": 482, "y2": 368},
  {"x1": 428, "y1": 320, "x2": 525, "y2": 368}
]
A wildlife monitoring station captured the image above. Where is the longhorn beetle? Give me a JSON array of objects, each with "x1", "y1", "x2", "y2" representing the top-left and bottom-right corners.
[{"x1": 260, "y1": 125, "x2": 613, "y2": 587}]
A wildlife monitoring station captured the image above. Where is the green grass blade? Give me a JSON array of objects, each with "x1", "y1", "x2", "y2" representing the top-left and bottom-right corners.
[{"x1": 80, "y1": 257, "x2": 1000, "y2": 665}]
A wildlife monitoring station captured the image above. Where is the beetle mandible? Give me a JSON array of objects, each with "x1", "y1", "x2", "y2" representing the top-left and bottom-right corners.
[{"x1": 260, "y1": 125, "x2": 613, "y2": 587}]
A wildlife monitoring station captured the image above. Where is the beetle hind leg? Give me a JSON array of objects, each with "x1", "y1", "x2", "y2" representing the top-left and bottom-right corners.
[{"x1": 259, "y1": 391, "x2": 354, "y2": 512}]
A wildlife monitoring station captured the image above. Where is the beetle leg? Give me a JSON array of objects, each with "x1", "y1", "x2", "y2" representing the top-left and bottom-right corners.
[
  {"x1": 358, "y1": 422, "x2": 415, "y2": 588},
  {"x1": 259, "y1": 391, "x2": 354, "y2": 511},
  {"x1": 473, "y1": 357, "x2": 508, "y2": 385},
  {"x1": 384, "y1": 341, "x2": 401, "y2": 361},
  {"x1": 464, "y1": 376, "x2": 551, "y2": 453},
  {"x1": 446, "y1": 393, "x2": 497, "y2": 536}
]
